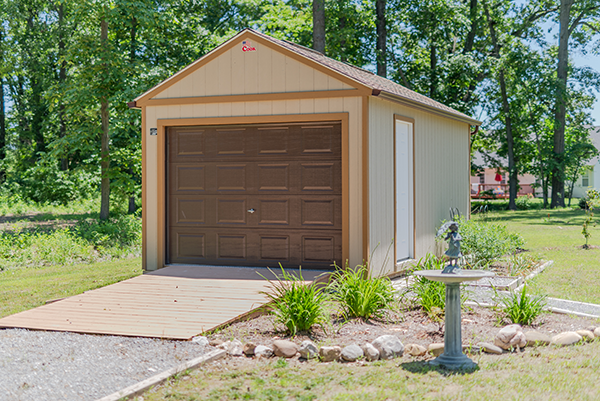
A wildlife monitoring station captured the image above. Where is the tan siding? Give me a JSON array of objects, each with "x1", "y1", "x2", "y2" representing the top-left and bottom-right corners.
[
  {"x1": 152, "y1": 41, "x2": 354, "y2": 100},
  {"x1": 145, "y1": 97, "x2": 364, "y2": 270},
  {"x1": 368, "y1": 97, "x2": 470, "y2": 276}
]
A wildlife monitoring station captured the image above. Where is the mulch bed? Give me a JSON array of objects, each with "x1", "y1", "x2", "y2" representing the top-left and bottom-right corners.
[{"x1": 207, "y1": 305, "x2": 599, "y2": 364}]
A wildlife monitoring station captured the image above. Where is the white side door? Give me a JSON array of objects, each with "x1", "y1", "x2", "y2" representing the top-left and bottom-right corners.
[{"x1": 395, "y1": 119, "x2": 413, "y2": 262}]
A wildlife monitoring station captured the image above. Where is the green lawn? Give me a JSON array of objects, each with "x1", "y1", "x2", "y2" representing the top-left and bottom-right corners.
[
  {"x1": 477, "y1": 207, "x2": 600, "y2": 304},
  {"x1": 0, "y1": 257, "x2": 142, "y2": 318},
  {"x1": 145, "y1": 342, "x2": 600, "y2": 401}
]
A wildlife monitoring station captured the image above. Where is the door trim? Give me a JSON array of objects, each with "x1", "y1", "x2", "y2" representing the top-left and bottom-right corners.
[
  {"x1": 393, "y1": 115, "x2": 416, "y2": 264},
  {"x1": 155, "y1": 113, "x2": 350, "y2": 269}
]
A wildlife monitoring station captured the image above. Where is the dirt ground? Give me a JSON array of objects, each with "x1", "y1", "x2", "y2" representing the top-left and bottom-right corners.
[{"x1": 206, "y1": 305, "x2": 599, "y2": 367}]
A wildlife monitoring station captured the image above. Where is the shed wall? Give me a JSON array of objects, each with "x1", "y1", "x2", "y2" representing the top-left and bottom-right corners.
[
  {"x1": 151, "y1": 40, "x2": 354, "y2": 100},
  {"x1": 368, "y1": 96, "x2": 470, "y2": 275},
  {"x1": 144, "y1": 97, "x2": 364, "y2": 271}
]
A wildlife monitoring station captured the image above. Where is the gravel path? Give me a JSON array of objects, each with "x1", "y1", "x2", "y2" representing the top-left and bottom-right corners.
[{"x1": 0, "y1": 329, "x2": 214, "y2": 401}]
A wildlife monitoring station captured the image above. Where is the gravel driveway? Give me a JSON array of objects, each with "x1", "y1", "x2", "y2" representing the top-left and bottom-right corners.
[{"x1": 0, "y1": 329, "x2": 213, "y2": 401}]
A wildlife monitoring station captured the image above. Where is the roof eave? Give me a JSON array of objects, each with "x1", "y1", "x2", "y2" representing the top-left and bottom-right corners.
[{"x1": 374, "y1": 91, "x2": 482, "y2": 126}]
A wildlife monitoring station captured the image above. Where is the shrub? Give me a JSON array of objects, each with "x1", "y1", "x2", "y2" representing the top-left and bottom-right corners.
[
  {"x1": 459, "y1": 217, "x2": 524, "y2": 267},
  {"x1": 75, "y1": 214, "x2": 142, "y2": 250},
  {"x1": 328, "y1": 263, "x2": 396, "y2": 320},
  {"x1": 260, "y1": 266, "x2": 329, "y2": 335},
  {"x1": 496, "y1": 285, "x2": 546, "y2": 325},
  {"x1": 515, "y1": 196, "x2": 531, "y2": 210}
]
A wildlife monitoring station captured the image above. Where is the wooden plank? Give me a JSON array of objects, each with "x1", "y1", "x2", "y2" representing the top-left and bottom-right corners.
[{"x1": 0, "y1": 266, "x2": 276, "y2": 339}]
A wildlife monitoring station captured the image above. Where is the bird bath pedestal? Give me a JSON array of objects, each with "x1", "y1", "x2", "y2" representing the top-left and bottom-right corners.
[{"x1": 413, "y1": 270, "x2": 494, "y2": 370}]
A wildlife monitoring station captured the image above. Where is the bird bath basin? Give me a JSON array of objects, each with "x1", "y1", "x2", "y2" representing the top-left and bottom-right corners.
[{"x1": 413, "y1": 269, "x2": 495, "y2": 370}]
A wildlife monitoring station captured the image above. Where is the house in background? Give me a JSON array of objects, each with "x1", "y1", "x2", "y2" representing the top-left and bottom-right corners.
[
  {"x1": 128, "y1": 29, "x2": 480, "y2": 278},
  {"x1": 570, "y1": 126, "x2": 600, "y2": 199},
  {"x1": 470, "y1": 152, "x2": 536, "y2": 198}
]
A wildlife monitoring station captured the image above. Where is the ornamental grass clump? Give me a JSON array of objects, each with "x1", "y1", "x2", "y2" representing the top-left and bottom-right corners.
[
  {"x1": 260, "y1": 266, "x2": 329, "y2": 335},
  {"x1": 496, "y1": 285, "x2": 547, "y2": 326},
  {"x1": 410, "y1": 255, "x2": 446, "y2": 320},
  {"x1": 328, "y1": 263, "x2": 396, "y2": 320}
]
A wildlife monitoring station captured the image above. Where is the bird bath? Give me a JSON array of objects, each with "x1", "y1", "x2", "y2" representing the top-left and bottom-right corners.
[{"x1": 413, "y1": 269, "x2": 495, "y2": 370}]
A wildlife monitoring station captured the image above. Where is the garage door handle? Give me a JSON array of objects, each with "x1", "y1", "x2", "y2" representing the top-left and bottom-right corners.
[{"x1": 247, "y1": 208, "x2": 255, "y2": 214}]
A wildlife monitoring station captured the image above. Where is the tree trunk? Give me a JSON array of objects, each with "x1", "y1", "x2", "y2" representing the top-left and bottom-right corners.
[
  {"x1": 0, "y1": 73, "x2": 5, "y2": 184},
  {"x1": 376, "y1": 0, "x2": 386, "y2": 77},
  {"x1": 429, "y1": 40, "x2": 437, "y2": 99},
  {"x1": 499, "y1": 69, "x2": 517, "y2": 210},
  {"x1": 463, "y1": 0, "x2": 478, "y2": 54},
  {"x1": 485, "y1": 1, "x2": 517, "y2": 210},
  {"x1": 551, "y1": 0, "x2": 573, "y2": 208},
  {"x1": 99, "y1": 18, "x2": 110, "y2": 221},
  {"x1": 312, "y1": 0, "x2": 325, "y2": 53},
  {"x1": 58, "y1": 3, "x2": 68, "y2": 171}
]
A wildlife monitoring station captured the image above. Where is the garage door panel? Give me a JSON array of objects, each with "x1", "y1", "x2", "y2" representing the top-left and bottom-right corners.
[{"x1": 168, "y1": 122, "x2": 342, "y2": 268}]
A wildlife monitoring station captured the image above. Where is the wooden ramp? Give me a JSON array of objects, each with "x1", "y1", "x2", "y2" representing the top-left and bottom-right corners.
[{"x1": 0, "y1": 265, "x2": 327, "y2": 340}]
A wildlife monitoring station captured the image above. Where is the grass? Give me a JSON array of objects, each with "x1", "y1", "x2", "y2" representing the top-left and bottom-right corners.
[
  {"x1": 0, "y1": 257, "x2": 142, "y2": 318},
  {"x1": 479, "y1": 207, "x2": 600, "y2": 304},
  {"x1": 145, "y1": 341, "x2": 600, "y2": 400}
]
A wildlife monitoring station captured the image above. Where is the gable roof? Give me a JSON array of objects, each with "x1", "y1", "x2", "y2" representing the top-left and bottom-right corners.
[{"x1": 131, "y1": 29, "x2": 481, "y2": 125}]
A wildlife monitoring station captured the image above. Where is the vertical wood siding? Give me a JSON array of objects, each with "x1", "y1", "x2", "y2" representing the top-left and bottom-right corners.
[
  {"x1": 368, "y1": 97, "x2": 470, "y2": 276},
  {"x1": 145, "y1": 97, "x2": 363, "y2": 271},
  {"x1": 152, "y1": 41, "x2": 353, "y2": 99}
]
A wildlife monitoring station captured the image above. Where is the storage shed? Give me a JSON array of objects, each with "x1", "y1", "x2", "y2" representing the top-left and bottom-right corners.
[{"x1": 128, "y1": 29, "x2": 481, "y2": 277}]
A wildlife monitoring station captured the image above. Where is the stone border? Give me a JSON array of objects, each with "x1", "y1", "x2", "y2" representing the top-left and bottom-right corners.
[
  {"x1": 95, "y1": 349, "x2": 226, "y2": 401},
  {"x1": 514, "y1": 260, "x2": 553, "y2": 292}
]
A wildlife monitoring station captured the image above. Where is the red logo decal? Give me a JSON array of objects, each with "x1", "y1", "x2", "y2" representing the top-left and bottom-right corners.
[{"x1": 241, "y1": 40, "x2": 256, "y2": 52}]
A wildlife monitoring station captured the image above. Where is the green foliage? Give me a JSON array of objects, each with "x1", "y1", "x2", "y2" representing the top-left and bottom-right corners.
[
  {"x1": 260, "y1": 267, "x2": 329, "y2": 335},
  {"x1": 496, "y1": 285, "x2": 546, "y2": 326},
  {"x1": 515, "y1": 196, "x2": 532, "y2": 210},
  {"x1": 75, "y1": 214, "x2": 142, "y2": 249},
  {"x1": 582, "y1": 189, "x2": 599, "y2": 248},
  {"x1": 459, "y1": 217, "x2": 524, "y2": 267},
  {"x1": 409, "y1": 254, "x2": 446, "y2": 320},
  {"x1": 506, "y1": 253, "x2": 541, "y2": 277},
  {"x1": 328, "y1": 263, "x2": 396, "y2": 320}
]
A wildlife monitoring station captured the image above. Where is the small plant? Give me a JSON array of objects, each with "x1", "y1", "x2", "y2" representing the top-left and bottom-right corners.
[
  {"x1": 515, "y1": 196, "x2": 531, "y2": 210},
  {"x1": 582, "y1": 189, "x2": 599, "y2": 249},
  {"x1": 328, "y1": 262, "x2": 396, "y2": 320},
  {"x1": 260, "y1": 266, "x2": 329, "y2": 335},
  {"x1": 506, "y1": 253, "x2": 540, "y2": 277},
  {"x1": 412, "y1": 275, "x2": 446, "y2": 321},
  {"x1": 496, "y1": 285, "x2": 546, "y2": 325}
]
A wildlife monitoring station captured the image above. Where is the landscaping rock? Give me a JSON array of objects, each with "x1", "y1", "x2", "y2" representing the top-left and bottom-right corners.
[
  {"x1": 191, "y1": 336, "x2": 209, "y2": 347},
  {"x1": 362, "y1": 343, "x2": 380, "y2": 361},
  {"x1": 272, "y1": 340, "x2": 298, "y2": 358},
  {"x1": 524, "y1": 331, "x2": 551, "y2": 347},
  {"x1": 404, "y1": 344, "x2": 427, "y2": 357},
  {"x1": 210, "y1": 339, "x2": 224, "y2": 347},
  {"x1": 576, "y1": 330, "x2": 595, "y2": 342},
  {"x1": 463, "y1": 345, "x2": 481, "y2": 354},
  {"x1": 552, "y1": 332, "x2": 582, "y2": 346},
  {"x1": 478, "y1": 342, "x2": 503, "y2": 355},
  {"x1": 341, "y1": 344, "x2": 364, "y2": 362},
  {"x1": 227, "y1": 340, "x2": 244, "y2": 357},
  {"x1": 299, "y1": 340, "x2": 319, "y2": 360},
  {"x1": 495, "y1": 324, "x2": 526, "y2": 350},
  {"x1": 594, "y1": 327, "x2": 600, "y2": 338},
  {"x1": 243, "y1": 342, "x2": 257, "y2": 356},
  {"x1": 254, "y1": 345, "x2": 274, "y2": 358},
  {"x1": 320, "y1": 346, "x2": 342, "y2": 362},
  {"x1": 428, "y1": 343, "x2": 444, "y2": 357},
  {"x1": 372, "y1": 335, "x2": 404, "y2": 360},
  {"x1": 217, "y1": 340, "x2": 229, "y2": 350}
]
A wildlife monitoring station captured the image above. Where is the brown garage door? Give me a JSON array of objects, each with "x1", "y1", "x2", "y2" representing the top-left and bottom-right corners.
[{"x1": 167, "y1": 121, "x2": 342, "y2": 269}]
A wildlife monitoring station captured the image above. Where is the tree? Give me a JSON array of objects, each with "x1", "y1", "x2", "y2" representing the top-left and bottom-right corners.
[
  {"x1": 376, "y1": 0, "x2": 386, "y2": 77},
  {"x1": 551, "y1": 0, "x2": 600, "y2": 208},
  {"x1": 313, "y1": 0, "x2": 325, "y2": 52}
]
